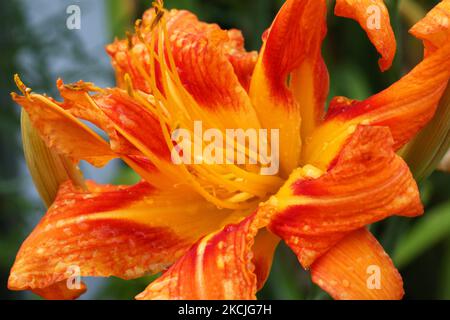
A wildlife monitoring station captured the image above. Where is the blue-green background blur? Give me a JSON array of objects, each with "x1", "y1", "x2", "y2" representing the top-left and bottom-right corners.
[{"x1": 0, "y1": 0, "x2": 449, "y2": 300}]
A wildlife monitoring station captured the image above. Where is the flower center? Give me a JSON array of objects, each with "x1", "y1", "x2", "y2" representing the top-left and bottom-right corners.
[{"x1": 122, "y1": 14, "x2": 285, "y2": 210}]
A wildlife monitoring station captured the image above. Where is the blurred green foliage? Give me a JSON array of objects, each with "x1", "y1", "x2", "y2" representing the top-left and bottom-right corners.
[
  {"x1": 0, "y1": 1, "x2": 27, "y2": 301},
  {"x1": 0, "y1": 0, "x2": 448, "y2": 300}
]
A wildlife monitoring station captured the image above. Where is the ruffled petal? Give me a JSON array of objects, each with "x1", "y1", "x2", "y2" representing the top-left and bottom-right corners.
[
  {"x1": 250, "y1": 0, "x2": 329, "y2": 176},
  {"x1": 410, "y1": 0, "x2": 450, "y2": 54},
  {"x1": 268, "y1": 126, "x2": 422, "y2": 268},
  {"x1": 165, "y1": 11, "x2": 261, "y2": 130},
  {"x1": 304, "y1": 41, "x2": 450, "y2": 168},
  {"x1": 335, "y1": 0, "x2": 396, "y2": 71},
  {"x1": 14, "y1": 80, "x2": 179, "y2": 189},
  {"x1": 107, "y1": 9, "x2": 257, "y2": 94},
  {"x1": 92, "y1": 89, "x2": 170, "y2": 160},
  {"x1": 136, "y1": 212, "x2": 269, "y2": 300},
  {"x1": 57, "y1": 80, "x2": 171, "y2": 162},
  {"x1": 12, "y1": 92, "x2": 116, "y2": 168},
  {"x1": 58, "y1": 81, "x2": 195, "y2": 190},
  {"x1": 292, "y1": 55, "x2": 329, "y2": 141},
  {"x1": 252, "y1": 228, "x2": 279, "y2": 290},
  {"x1": 311, "y1": 228, "x2": 404, "y2": 300},
  {"x1": 107, "y1": 9, "x2": 260, "y2": 131},
  {"x1": 226, "y1": 29, "x2": 260, "y2": 91},
  {"x1": 165, "y1": 9, "x2": 258, "y2": 92},
  {"x1": 57, "y1": 80, "x2": 144, "y2": 157},
  {"x1": 8, "y1": 180, "x2": 242, "y2": 299},
  {"x1": 32, "y1": 281, "x2": 87, "y2": 300}
]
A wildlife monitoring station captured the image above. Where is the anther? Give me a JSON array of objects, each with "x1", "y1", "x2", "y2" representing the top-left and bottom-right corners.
[{"x1": 14, "y1": 74, "x2": 32, "y2": 99}]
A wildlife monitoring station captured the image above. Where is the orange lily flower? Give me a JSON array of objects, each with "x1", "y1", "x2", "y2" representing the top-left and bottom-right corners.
[{"x1": 9, "y1": 0, "x2": 450, "y2": 300}]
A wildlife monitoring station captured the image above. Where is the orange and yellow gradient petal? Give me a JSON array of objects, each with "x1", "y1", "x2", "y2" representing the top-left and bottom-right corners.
[
  {"x1": 335, "y1": 0, "x2": 396, "y2": 71},
  {"x1": 409, "y1": 0, "x2": 450, "y2": 55},
  {"x1": 8, "y1": 180, "x2": 244, "y2": 299},
  {"x1": 250, "y1": 0, "x2": 329, "y2": 176},
  {"x1": 303, "y1": 42, "x2": 450, "y2": 170},
  {"x1": 311, "y1": 228, "x2": 404, "y2": 300},
  {"x1": 136, "y1": 212, "x2": 269, "y2": 300},
  {"x1": 268, "y1": 126, "x2": 422, "y2": 268}
]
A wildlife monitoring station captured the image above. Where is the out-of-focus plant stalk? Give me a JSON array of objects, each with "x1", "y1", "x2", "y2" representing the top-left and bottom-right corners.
[
  {"x1": 106, "y1": 0, "x2": 136, "y2": 39},
  {"x1": 438, "y1": 149, "x2": 450, "y2": 172},
  {"x1": 21, "y1": 110, "x2": 85, "y2": 207},
  {"x1": 401, "y1": 82, "x2": 450, "y2": 183},
  {"x1": 398, "y1": 0, "x2": 426, "y2": 27}
]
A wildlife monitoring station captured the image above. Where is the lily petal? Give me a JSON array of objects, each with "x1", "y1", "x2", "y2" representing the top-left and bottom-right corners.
[
  {"x1": 268, "y1": 126, "x2": 422, "y2": 267},
  {"x1": 58, "y1": 81, "x2": 187, "y2": 189},
  {"x1": 13, "y1": 92, "x2": 116, "y2": 168},
  {"x1": 14, "y1": 80, "x2": 177, "y2": 189},
  {"x1": 250, "y1": 0, "x2": 328, "y2": 176},
  {"x1": 410, "y1": 0, "x2": 450, "y2": 54},
  {"x1": 92, "y1": 88, "x2": 170, "y2": 160},
  {"x1": 164, "y1": 10, "x2": 261, "y2": 130},
  {"x1": 57, "y1": 80, "x2": 145, "y2": 157},
  {"x1": 107, "y1": 9, "x2": 260, "y2": 131},
  {"x1": 252, "y1": 228, "x2": 279, "y2": 290},
  {"x1": 8, "y1": 180, "x2": 241, "y2": 299},
  {"x1": 164, "y1": 9, "x2": 258, "y2": 93},
  {"x1": 136, "y1": 212, "x2": 269, "y2": 300},
  {"x1": 32, "y1": 281, "x2": 87, "y2": 300},
  {"x1": 401, "y1": 2, "x2": 450, "y2": 181},
  {"x1": 311, "y1": 228, "x2": 404, "y2": 300},
  {"x1": 107, "y1": 9, "x2": 258, "y2": 94},
  {"x1": 335, "y1": 0, "x2": 396, "y2": 71},
  {"x1": 226, "y1": 29, "x2": 260, "y2": 91},
  {"x1": 304, "y1": 41, "x2": 450, "y2": 168}
]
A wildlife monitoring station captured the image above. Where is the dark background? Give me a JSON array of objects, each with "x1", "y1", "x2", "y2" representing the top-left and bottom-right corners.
[{"x1": 0, "y1": 0, "x2": 449, "y2": 300}]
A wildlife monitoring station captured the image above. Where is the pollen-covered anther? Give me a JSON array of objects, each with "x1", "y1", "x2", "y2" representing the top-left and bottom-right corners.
[{"x1": 14, "y1": 74, "x2": 32, "y2": 100}]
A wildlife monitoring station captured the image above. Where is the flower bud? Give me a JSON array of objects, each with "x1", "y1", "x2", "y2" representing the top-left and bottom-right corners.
[{"x1": 21, "y1": 110, "x2": 85, "y2": 207}]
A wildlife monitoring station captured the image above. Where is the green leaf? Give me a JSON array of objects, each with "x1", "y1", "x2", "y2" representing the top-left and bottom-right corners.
[
  {"x1": 106, "y1": 0, "x2": 136, "y2": 40},
  {"x1": 393, "y1": 201, "x2": 450, "y2": 268},
  {"x1": 257, "y1": 244, "x2": 305, "y2": 300},
  {"x1": 112, "y1": 166, "x2": 141, "y2": 185},
  {"x1": 440, "y1": 238, "x2": 450, "y2": 299},
  {"x1": 96, "y1": 275, "x2": 160, "y2": 300},
  {"x1": 333, "y1": 63, "x2": 371, "y2": 101}
]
